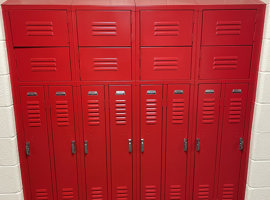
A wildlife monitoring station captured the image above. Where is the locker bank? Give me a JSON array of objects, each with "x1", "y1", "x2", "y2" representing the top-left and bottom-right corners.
[{"x1": 1, "y1": 0, "x2": 266, "y2": 199}]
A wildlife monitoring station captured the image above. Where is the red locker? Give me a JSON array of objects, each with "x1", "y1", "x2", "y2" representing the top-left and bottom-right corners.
[
  {"x1": 140, "y1": 85, "x2": 163, "y2": 200},
  {"x1": 109, "y1": 85, "x2": 133, "y2": 200},
  {"x1": 81, "y1": 86, "x2": 108, "y2": 200},
  {"x1": 217, "y1": 84, "x2": 248, "y2": 200},
  {"x1": 48, "y1": 86, "x2": 78, "y2": 200},
  {"x1": 20, "y1": 86, "x2": 54, "y2": 200},
  {"x1": 194, "y1": 84, "x2": 221, "y2": 200},
  {"x1": 165, "y1": 84, "x2": 190, "y2": 200}
]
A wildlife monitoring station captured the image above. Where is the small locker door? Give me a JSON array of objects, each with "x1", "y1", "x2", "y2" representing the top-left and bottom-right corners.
[
  {"x1": 193, "y1": 84, "x2": 221, "y2": 200},
  {"x1": 165, "y1": 84, "x2": 190, "y2": 200},
  {"x1": 49, "y1": 86, "x2": 78, "y2": 200},
  {"x1": 217, "y1": 84, "x2": 248, "y2": 200},
  {"x1": 81, "y1": 86, "x2": 107, "y2": 200},
  {"x1": 109, "y1": 85, "x2": 133, "y2": 200},
  {"x1": 140, "y1": 85, "x2": 163, "y2": 200},
  {"x1": 20, "y1": 86, "x2": 53, "y2": 200}
]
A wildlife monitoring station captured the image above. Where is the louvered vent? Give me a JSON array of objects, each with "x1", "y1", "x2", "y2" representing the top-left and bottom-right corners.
[
  {"x1": 202, "y1": 98, "x2": 215, "y2": 124},
  {"x1": 228, "y1": 98, "x2": 242, "y2": 123},
  {"x1": 31, "y1": 58, "x2": 57, "y2": 72},
  {"x1": 36, "y1": 189, "x2": 48, "y2": 200},
  {"x1": 27, "y1": 101, "x2": 41, "y2": 127},
  {"x1": 115, "y1": 99, "x2": 127, "y2": 125},
  {"x1": 91, "y1": 187, "x2": 104, "y2": 200},
  {"x1": 169, "y1": 185, "x2": 182, "y2": 200},
  {"x1": 62, "y1": 188, "x2": 74, "y2": 200},
  {"x1": 26, "y1": 21, "x2": 54, "y2": 36},
  {"x1": 198, "y1": 185, "x2": 210, "y2": 199},
  {"x1": 216, "y1": 21, "x2": 242, "y2": 35},
  {"x1": 146, "y1": 99, "x2": 158, "y2": 124},
  {"x1": 222, "y1": 184, "x2": 234, "y2": 200},
  {"x1": 92, "y1": 22, "x2": 117, "y2": 36},
  {"x1": 213, "y1": 56, "x2": 238, "y2": 70},
  {"x1": 145, "y1": 185, "x2": 157, "y2": 200},
  {"x1": 56, "y1": 101, "x2": 69, "y2": 126},
  {"x1": 116, "y1": 186, "x2": 128, "y2": 200},
  {"x1": 154, "y1": 21, "x2": 179, "y2": 36},
  {"x1": 87, "y1": 100, "x2": 100, "y2": 126},
  {"x1": 153, "y1": 57, "x2": 179, "y2": 71},
  {"x1": 172, "y1": 99, "x2": 184, "y2": 124},
  {"x1": 93, "y1": 58, "x2": 118, "y2": 71}
]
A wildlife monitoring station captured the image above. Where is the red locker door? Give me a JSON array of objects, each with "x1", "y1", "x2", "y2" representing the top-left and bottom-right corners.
[
  {"x1": 109, "y1": 85, "x2": 133, "y2": 200},
  {"x1": 49, "y1": 86, "x2": 78, "y2": 200},
  {"x1": 217, "y1": 84, "x2": 248, "y2": 200},
  {"x1": 193, "y1": 84, "x2": 221, "y2": 200},
  {"x1": 81, "y1": 86, "x2": 107, "y2": 200},
  {"x1": 140, "y1": 85, "x2": 163, "y2": 200},
  {"x1": 165, "y1": 84, "x2": 190, "y2": 200},
  {"x1": 20, "y1": 86, "x2": 53, "y2": 200}
]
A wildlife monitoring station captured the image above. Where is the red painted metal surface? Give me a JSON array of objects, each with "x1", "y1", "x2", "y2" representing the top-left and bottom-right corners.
[{"x1": 1, "y1": 0, "x2": 266, "y2": 200}]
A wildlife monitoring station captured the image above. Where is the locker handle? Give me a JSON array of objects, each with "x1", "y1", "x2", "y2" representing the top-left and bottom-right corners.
[
  {"x1": 196, "y1": 139, "x2": 200, "y2": 152},
  {"x1": 141, "y1": 139, "x2": 144, "y2": 153},
  {"x1": 128, "y1": 139, "x2": 132, "y2": 153},
  {"x1": 239, "y1": 138, "x2": 244, "y2": 151},
  {"x1": 184, "y1": 138, "x2": 188, "y2": 152},
  {"x1": 26, "y1": 142, "x2": 30, "y2": 156},
  {"x1": 72, "y1": 141, "x2": 76, "y2": 155},
  {"x1": 84, "y1": 141, "x2": 88, "y2": 155}
]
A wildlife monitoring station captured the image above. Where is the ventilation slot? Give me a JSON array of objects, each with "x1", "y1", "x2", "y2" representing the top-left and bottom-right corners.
[
  {"x1": 154, "y1": 21, "x2": 179, "y2": 36},
  {"x1": 88, "y1": 100, "x2": 100, "y2": 126},
  {"x1": 62, "y1": 188, "x2": 74, "y2": 200},
  {"x1": 91, "y1": 187, "x2": 104, "y2": 200},
  {"x1": 213, "y1": 56, "x2": 238, "y2": 70},
  {"x1": 222, "y1": 184, "x2": 234, "y2": 200},
  {"x1": 145, "y1": 185, "x2": 157, "y2": 200},
  {"x1": 92, "y1": 22, "x2": 117, "y2": 36},
  {"x1": 31, "y1": 58, "x2": 57, "y2": 72},
  {"x1": 116, "y1": 186, "x2": 128, "y2": 200},
  {"x1": 27, "y1": 101, "x2": 41, "y2": 127},
  {"x1": 115, "y1": 99, "x2": 127, "y2": 125},
  {"x1": 198, "y1": 185, "x2": 209, "y2": 199},
  {"x1": 202, "y1": 98, "x2": 215, "y2": 124},
  {"x1": 36, "y1": 189, "x2": 48, "y2": 200},
  {"x1": 172, "y1": 99, "x2": 184, "y2": 124},
  {"x1": 228, "y1": 98, "x2": 242, "y2": 123},
  {"x1": 93, "y1": 58, "x2": 118, "y2": 71},
  {"x1": 169, "y1": 185, "x2": 182, "y2": 200},
  {"x1": 56, "y1": 101, "x2": 69, "y2": 126},
  {"x1": 153, "y1": 57, "x2": 179, "y2": 71},
  {"x1": 146, "y1": 99, "x2": 158, "y2": 125},
  {"x1": 26, "y1": 21, "x2": 54, "y2": 36},
  {"x1": 216, "y1": 21, "x2": 242, "y2": 35}
]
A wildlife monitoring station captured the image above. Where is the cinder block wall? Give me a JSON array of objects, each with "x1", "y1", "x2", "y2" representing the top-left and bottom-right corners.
[{"x1": 0, "y1": 1, "x2": 269, "y2": 200}]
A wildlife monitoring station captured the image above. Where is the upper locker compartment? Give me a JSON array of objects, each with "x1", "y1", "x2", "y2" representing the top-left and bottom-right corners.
[
  {"x1": 140, "y1": 11, "x2": 194, "y2": 46},
  {"x1": 77, "y1": 11, "x2": 131, "y2": 46},
  {"x1": 9, "y1": 10, "x2": 69, "y2": 47},
  {"x1": 202, "y1": 10, "x2": 256, "y2": 45}
]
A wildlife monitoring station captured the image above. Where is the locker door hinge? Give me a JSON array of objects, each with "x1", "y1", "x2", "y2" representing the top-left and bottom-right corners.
[
  {"x1": 184, "y1": 138, "x2": 188, "y2": 152},
  {"x1": 239, "y1": 138, "x2": 244, "y2": 151},
  {"x1": 72, "y1": 141, "x2": 76, "y2": 154},
  {"x1": 26, "y1": 142, "x2": 30, "y2": 156},
  {"x1": 141, "y1": 139, "x2": 144, "y2": 153},
  {"x1": 196, "y1": 138, "x2": 200, "y2": 152},
  {"x1": 84, "y1": 141, "x2": 88, "y2": 154},
  {"x1": 128, "y1": 139, "x2": 132, "y2": 153}
]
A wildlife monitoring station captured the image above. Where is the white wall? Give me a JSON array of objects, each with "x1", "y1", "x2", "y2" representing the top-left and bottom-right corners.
[{"x1": 0, "y1": 1, "x2": 24, "y2": 200}]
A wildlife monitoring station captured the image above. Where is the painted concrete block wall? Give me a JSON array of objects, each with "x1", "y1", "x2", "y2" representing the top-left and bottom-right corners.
[{"x1": 0, "y1": 1, "x2": 24, "y2": 199}]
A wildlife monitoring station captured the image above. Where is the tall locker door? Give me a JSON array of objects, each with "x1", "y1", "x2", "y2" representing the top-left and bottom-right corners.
[
  {"x1": 193, "y1": 84, "x2": 221, "y2": 200},
  {"x1": 217, "y1": 84, "x2": 248, "y2": 200},
  {"x1": 109, "y1": 85, "x2": 133, "y2": 200},
  {"x1": 140, "y1": 85, "x2": 163, "y2": 200},
  {"x1": 20, "y1": 86, "x2": 54, "y2": 200},
  {"x1": 81, "y1": 86, "x2": 107, "y2": 200},
  {"x1": 166, "y1": 84, "x2": 190, "y2": 200},
  {"x1": 48, "y1": 86, "x2": 78, "y2": 200}
]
